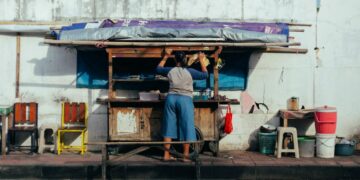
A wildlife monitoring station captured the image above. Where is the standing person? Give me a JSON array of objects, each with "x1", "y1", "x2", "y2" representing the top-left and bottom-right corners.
[{"x1": 156, "y1": 50, "x2": 208, "y2": 162}]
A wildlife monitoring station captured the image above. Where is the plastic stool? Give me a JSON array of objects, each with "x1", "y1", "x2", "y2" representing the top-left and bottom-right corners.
[
  {"x1": 38, "y1": 123, "x2": 58, "y2": 154},
  {"x1": 276, "y1": 127, "x2": 300, "y2": 158}
]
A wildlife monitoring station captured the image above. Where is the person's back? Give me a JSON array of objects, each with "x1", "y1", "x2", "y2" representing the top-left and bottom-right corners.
[
  {"x1": 156, "y1": 51, "x2": 208, "y2": 162},
  {"x1": 156, "y1": 52, "x2": 208, "y2": 97},
  {"x1": 167, "y1": 67, "x2": 193, "y2": 97}
]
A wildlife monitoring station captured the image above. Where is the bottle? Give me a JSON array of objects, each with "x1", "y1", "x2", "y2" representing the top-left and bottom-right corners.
[{"x1": 205, "y1": 88, "x2": 212, "y2": 99}]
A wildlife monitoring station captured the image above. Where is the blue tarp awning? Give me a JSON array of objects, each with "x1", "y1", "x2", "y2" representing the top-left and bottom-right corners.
[{"x1": 76, "y1": 50, "x2": 250, "y2": 91}]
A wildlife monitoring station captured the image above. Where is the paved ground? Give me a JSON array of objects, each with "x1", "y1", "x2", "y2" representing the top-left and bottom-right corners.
[{"x1": 0, "y1": 150, "x2": 360, "y2": 179}]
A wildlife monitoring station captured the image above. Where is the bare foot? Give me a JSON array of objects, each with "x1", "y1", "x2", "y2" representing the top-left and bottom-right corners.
[
  {"x1": 163, "y1": 156, "x2": 177, "y2": 162},
  {"x1": 181, "y1": 158, "x2": 192, "y2": 163}
]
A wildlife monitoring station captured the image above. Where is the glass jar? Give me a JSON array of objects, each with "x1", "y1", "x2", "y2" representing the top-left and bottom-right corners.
[{"x1": 288, "y1": 97, "x2": 299, "y2": 111}]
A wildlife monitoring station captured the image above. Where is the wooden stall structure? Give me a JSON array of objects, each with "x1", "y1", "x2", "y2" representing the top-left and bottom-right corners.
[
  {"x1": 45, "y1": 39, "x2": 308, "y2": 180},
  {"x1": 103, "y1": 46, "x2": 238, "y2": 156},
  {"x1": 42, "y1": 40, "x2": 308, "y2": 154}
]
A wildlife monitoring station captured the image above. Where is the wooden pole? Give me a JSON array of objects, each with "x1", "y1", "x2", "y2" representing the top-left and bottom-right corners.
[
  {"x1": 289, "y1": 29, "x2": 305, "y2": 32},
  {"x1": 212, "y1": 46, "x2": 223, "y2": 100},
  {"x1": 15, "y1": 33, "x2": 21, "y2": 98},
  {"x1": 106, "y1": 49, "x2": 114, "y2": 141},
  {"x1": 44, "y1": 39, "x2": 301, "y2": 47},
  {"x1": 106, "y1": 49, "x2": 115, "y2": 99},
  {"x1": 87, "y1": 140, "x2": 203, "y2": 145},
  {"x1": 287, "y1": 22, "x2": 312, "y2": 27},
  {"x1": 264, "y1": 47, "x2": 308, "y2": 54}
]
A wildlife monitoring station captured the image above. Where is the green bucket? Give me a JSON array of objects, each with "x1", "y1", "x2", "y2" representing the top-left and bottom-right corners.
[{"x1": 258, "y1": 131, "x2": 277, "y2": 154}]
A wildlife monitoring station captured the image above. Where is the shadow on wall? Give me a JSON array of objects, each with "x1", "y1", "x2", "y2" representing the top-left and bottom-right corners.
[
  {"x1": 29, "y1": 45, "x2": 77, "y2": 76},
  {"x1": 246, "y1": 114, "x2": 315, "y2": 151},
  {"x1": 19, "y1": 45, "x2": 79, "y2": 89},
  {"x1": 247, "y1": 51, "x2": 263, "y2": 77},
  {"x1": 84, "y1": 89, "x2": 108, "y2": 151},
  {"x1": 246, "y1": 114, "x2": 279, "y2": 151},
  {"x1": 287, "y1": 118, "x2": 315, "y2": 136}
]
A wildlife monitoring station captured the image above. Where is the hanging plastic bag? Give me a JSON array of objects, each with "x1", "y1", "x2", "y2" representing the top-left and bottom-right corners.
[{"x1": 224, "y1": 104, "x2": 233, "y2": 134}]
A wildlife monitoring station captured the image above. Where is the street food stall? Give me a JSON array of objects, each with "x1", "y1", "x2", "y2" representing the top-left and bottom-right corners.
[
  {"x1": 44, "y1": 19, "x2": 308, "y2": 179},
  {"x1": 101, "y1": 46, "x2": 239, "y2": 156},
  {"x1": 44, "y1": 38, "x2": 305, "y2": 179}
]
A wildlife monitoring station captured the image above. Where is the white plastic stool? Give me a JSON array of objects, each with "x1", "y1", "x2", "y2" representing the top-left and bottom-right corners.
[
  {"x1": 38, "y1": 123, "x2": 58, "y2": 154},
  {"x1": 276, "y1": 127, "x2": 300, "y2": 158}
]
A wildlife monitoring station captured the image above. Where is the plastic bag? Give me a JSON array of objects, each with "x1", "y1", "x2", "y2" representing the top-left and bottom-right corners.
[{"x1": 224, "y1": 104, "x2": 233, "y2": 134}]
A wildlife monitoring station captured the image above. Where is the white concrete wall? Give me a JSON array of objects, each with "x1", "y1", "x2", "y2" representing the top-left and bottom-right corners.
[{"x1": 1, "y1": 0, "x2": 360, "y2": 151}]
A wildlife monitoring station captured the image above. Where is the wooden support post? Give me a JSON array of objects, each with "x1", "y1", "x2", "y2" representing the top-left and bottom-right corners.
[
  {"x1": 106, "y1": 49, "x2": 114, "y2": 143},
  {"x1": 15, "y1": 33, "x2": 21, "y2": 98},
  {"x1": 1, "y1": 115, "x2": 6, "y2": 156},
  {"x1": 101, "y1": 144, "x2": 108, "y2": 180},
  {"x1": 213, "y1": 67, "x2": 219, "y2": 100},
  {"x1": 212, "y1": 46, "x2": 223, "y2": 100},
  {"x1": 107, "y1": 49, "x2": 115, "y2": 99},
  {"x1": 195, "y1": 158, "x2": 201, "y2": 180}
]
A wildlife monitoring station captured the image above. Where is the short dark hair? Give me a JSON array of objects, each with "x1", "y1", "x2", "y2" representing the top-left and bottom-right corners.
[{"x1": 174, "y1": 51, "x2": 187, "y2": 67}]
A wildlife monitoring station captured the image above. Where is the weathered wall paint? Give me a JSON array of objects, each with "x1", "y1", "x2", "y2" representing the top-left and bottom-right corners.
[
  {"x1": 0, "y1": 0, "x2": 360, "y2": 150},
  {"x1": 117, "y1": 110, "x2": 137, "y2": 133},
  {"x1": 0, "y1": 0, "x2": 310, "y2": 22}
]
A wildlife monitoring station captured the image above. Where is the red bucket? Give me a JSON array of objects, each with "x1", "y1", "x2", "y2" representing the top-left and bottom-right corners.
[{"x1": 315, "y1": 106, "x2": 337, "y2": 134}]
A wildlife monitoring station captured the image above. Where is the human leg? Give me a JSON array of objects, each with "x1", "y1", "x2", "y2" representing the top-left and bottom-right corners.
[
  {"x1": 182, "y1": 143, "x2": 191, "y2": 162},
  {"x1": 162, "y1": 95, "x2": 178, "y2": 160},
  {"x1": 177, "y1": 95, "x2": 196, "y2": 161},
  {"x1": 177, "y1": 96, "x2": 196, "y2": 141},
  {"x1": 164, "y1": 137, "x2": 173, "y2": 160}
]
